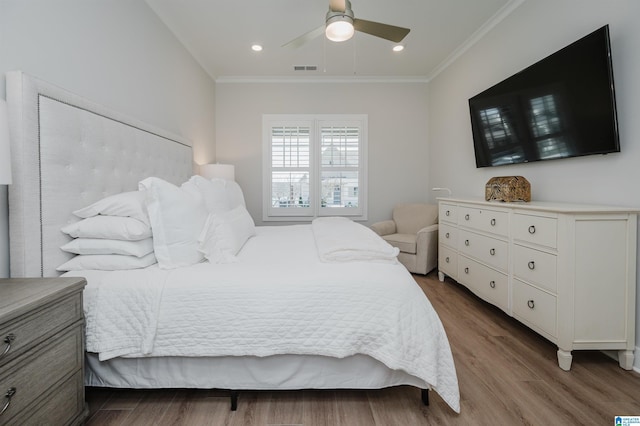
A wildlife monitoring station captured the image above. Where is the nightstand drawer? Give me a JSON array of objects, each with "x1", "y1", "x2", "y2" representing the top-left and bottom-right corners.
[
  {"x1": 19, "y1": 370, "x2": 85, "y2": 426},
  {"x1": 0, "y1": 292, "x2": 82, "y2": 367},
  {"x1": 0, "y1": 324, "x2": 82, "y2": 423},
  {"x1": 439, "y1": 223, "x2": 457, "y2": 248},
  {"x1": 513, "y1": 279, "x2": 557, "y2": 338}
]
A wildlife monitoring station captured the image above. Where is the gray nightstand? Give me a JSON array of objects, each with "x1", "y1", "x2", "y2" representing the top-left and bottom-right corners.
[{"x1": 0, "y1": 277, "x2": 87, "y2": 425}]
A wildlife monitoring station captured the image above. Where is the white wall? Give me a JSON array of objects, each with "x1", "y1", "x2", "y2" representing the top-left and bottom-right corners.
[
  {"x1": 427, "y1": 0, "x2": 640, "y2": 368},
  {"x1": 215, "y1": 81, "x2": 430, "y2": 226},
  {"x1": 0, "y1": 0, "x2": 216, "y2": 278}
]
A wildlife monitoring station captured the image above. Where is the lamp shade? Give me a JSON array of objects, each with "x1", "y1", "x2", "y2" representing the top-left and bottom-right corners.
[
  {"x1": 199, "y1": 163, "x2": 235, "y2": 181},
  {"x1": 0, "y1": 99, "x2": 11, "y2": 184}
]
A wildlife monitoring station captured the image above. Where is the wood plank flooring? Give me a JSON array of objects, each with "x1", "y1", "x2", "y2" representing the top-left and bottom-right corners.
[{"x1": 84, "y1": 272, "x2": 640, "y2": 425}]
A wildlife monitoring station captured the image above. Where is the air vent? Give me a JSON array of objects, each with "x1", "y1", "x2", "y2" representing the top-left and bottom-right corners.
[{"x1": 293, "y1": 65, "x2": 318, "y2": 71}]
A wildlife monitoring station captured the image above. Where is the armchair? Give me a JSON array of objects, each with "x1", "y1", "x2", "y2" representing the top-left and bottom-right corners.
[{"x1": 371, "y1": 203, "x2": 438, "y2": 275}]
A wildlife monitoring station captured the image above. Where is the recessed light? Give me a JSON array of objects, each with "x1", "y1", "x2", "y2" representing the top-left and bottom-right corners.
[
  {"x1": 392, "y1": 45, "x2": 404, "y2": 52},
  {"x1": 251, "y1": 44, "x2": 263, "y2": 52}
]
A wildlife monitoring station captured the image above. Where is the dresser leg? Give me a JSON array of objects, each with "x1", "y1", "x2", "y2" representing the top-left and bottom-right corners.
[
  {"x1": 557, "y1": 349, "x2": 572, "y2": 371},
  {"x1": 438, "y1": 271, "x2": 445, "y2": 282},
  {"x1": 618, "y1": 350, "x2": 634, "y2": 370}
]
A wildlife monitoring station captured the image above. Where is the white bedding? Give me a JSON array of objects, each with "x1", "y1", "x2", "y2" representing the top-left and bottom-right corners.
[{"x1": 67, "y1": 225, "x2": 460, "y2": 412}]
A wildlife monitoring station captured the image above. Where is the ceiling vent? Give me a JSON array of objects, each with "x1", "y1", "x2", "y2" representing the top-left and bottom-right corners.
[{"x1": 294, "y1": 65, "x2": 318, "y2": 71}]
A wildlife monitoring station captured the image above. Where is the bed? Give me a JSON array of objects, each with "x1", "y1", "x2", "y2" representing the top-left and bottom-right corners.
[{"x1": 6, "y1": 71, "x2": 460, "y2": 413}]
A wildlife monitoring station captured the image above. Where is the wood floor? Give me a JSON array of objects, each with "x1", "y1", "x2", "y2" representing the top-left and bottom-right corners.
[{"x1": 84, "y1": 272, "x2": 640, "y2": 425}]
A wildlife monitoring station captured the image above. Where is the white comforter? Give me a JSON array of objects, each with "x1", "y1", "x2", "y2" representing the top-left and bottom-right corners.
[{"x1": 68, "y1": 225, "x2": 460, "y2": 412}]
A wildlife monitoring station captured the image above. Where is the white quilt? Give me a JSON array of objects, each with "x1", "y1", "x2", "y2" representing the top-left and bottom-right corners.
[{"x1": 69, "y1": 225, "x2": 460, "y2": 412}]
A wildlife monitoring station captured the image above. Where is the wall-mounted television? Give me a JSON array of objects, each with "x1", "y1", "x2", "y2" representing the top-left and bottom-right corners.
[{"x1": 469, "y1": 25, "x2": 619, "y2": 168}]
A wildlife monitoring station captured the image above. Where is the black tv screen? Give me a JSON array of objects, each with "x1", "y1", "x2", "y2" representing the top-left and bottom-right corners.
[{"x1": 469, "y1": 25, "x2": 619, "y2": 168}]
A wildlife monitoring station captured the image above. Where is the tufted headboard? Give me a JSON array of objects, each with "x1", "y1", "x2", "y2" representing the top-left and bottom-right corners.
[{"x1": 6, "y1": 71, "x2": 194, "y2": 277}]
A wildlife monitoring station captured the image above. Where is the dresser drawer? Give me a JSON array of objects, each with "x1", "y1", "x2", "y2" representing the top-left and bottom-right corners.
[
  {"x1": 458, "y1": 256, "x2": 508, "y2": 312},
  {"x1": 18, "y1": 369, "x2": 85, "y2": 426},
  {"x1": 513, "y1": 213, "x2": 558, "y2": 249},
  {"x1": 513, "y1": 279, "x2": 557, "y2": 339},
  {"x1": 438, "y1": 245, "x2": 457, "y2": 279},
  {"x1": 513, "y1": 245, "x2": 557, "y2": 293},
  {"x1": 458, "y1": 229, "x2": 508, "y2": 272},
  {"x1": 439, "y1": 223, "x2": 457, "y2": 248},
  {"x1": 458, "y1": 206, "x2": 509, "y2": 236},
  {"x1": 0, "y1": 292, "x2": 82, "y2": 367},
  {"x1": 0, "y1": 324, "x2": 83, "y2": 423},
  {"x1": 440, "y1": 203, "x2": 457, "y2": 224}
]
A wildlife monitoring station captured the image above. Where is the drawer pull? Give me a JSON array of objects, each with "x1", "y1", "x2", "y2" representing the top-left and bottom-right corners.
[
  {"x1": 445, "y1": 232, "x2": 450, "y2": 239},
  {"x1": 527, "y1": 300, "x2": 535, "y2": 309},
  {"x1": 528, "y1": 261, "x2": 535, "y2": 270},
  {"x1": 490, "y1": 218, "x2": 496, "y2": 226},
  {"x1": 0, "y1": 334, "x2": 15, "y2": 359},
  {"x1": 465, "y1": 214, "x2": 470, "y2": 221},
  {"x1": 465, "y1": 239, "x2": 470, "y2": 246},
  {"x1": 528, "y1": 225, "x2": 536, "y2": 234},
  {"x1": 464, "y1": 267, "x2": 469, "y2": 274},
  {"x1": 445, "y1": 257, "x2": 450, "y2": 263},
  {"x1": 446, "y1": 210, "x2": 450, "y2": 216},
  {"x1": 1, "y1": 387, "x2": 16, "y2": 416},
  {"x1": 490, "y1": 248, "x2": 495, "y2": 256},
  {"x1": 489, "y1": 280, "x2": 496, "y2": 289}
]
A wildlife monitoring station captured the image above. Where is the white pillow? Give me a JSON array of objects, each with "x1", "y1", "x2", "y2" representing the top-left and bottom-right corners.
[
  {"x1": 187, "y1": 175, "x2": 230, "y2": 214},
  {"x1": 73, "y1": 190, "x2": 149, "y2": 225},
  {"x1": 197, "y1": 205, "x2": 256, "y2": 264},
  {"x1": 225, "y1": 180, "x2": 246, "y2": 209},
  {"x1": 56, "y1": 252, "x2": 157, "y2": 271},
  {"x1": 139, "y1": 177, "x2": 208, "y2": 269},
  {"x1": 61, "y1": 216, "x2": 152, "y2": 240},
  {"x1": 61, "y1": 237, "x2": 154, "y2": 257}
]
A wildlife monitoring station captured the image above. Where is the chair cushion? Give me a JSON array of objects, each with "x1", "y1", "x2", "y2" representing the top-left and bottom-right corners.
[
  {"x1": 382, "y1": 233, "x2": 417, "y2": 254},
  {"x1": 393, "y1": 203, "x2": 438, "y2": 235}
]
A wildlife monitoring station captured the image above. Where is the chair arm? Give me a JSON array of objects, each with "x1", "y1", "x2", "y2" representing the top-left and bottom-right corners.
[
  {"x1": 417, "y1": 223, "x2": 438, "y2": 236},
  {"x1": 415, "y1": 223, "x2": 439, "y2": 274},
  {"x1": 370, "y1": 220, "x2": 396, "y2": 236}
]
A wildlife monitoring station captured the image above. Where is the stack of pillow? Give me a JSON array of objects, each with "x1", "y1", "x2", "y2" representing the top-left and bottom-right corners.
[
  {"x1": 58, "y1": 175, "x2": 256, "y2": 271},
  {"x1": 57, "y1": 191, "x2": 157, "y2": 271}
]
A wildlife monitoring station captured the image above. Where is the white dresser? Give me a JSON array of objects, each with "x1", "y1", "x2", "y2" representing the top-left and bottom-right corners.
[{"x1": 438, "y1": 197, "x2": 637, "y2": 371}]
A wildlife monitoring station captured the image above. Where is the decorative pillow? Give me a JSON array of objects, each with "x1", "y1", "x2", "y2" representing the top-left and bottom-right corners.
[
  {"x1": 61, "y1": 216, "x2": 152, "y2": 240},
  {"x1": 60, "y1": 237, "x2": 154, "y2": 257},
  {"x1": 139, "y1": 177, "x2": 208, "y2": 269},
  {"x1": 197, "y1": 205, "x2": 256, "y2": 264},
  {"x1": 73, "y1": 190, "x2": 149, "y2": 225},
  {"x1": 186, "y1": 175, "x2": 230, "y2": 214},
  {"x1": 225, "y1": 180, "x2": 246, "y2": 209},
  {"x1": 56, "y1": 252, "x2": 157, "y2": 271}
]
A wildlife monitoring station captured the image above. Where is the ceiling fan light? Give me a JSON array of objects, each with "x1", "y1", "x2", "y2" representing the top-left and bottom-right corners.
[{"x1": 325, "y1": 16, "x2": 355, "y2": 42}]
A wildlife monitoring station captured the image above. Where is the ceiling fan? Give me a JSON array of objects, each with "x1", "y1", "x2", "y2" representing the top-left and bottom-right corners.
[{"x1": 283, "y1": 0, "x2": 410, "y2": 48}]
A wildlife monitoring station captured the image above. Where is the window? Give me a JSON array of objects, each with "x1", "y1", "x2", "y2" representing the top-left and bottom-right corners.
[{"x1": 263, "y1": 114, "x2": 367, "y2": 221}]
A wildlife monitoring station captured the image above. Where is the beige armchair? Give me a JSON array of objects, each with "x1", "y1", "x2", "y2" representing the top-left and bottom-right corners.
[{"x1": 371, "y1": 203, "x2": 438, "y2": 275}]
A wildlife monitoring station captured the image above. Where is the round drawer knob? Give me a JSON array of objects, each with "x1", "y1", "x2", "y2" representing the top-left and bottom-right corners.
[
  {"x1": 465, "y1": 239, "x2": 470, "y2": 246},
  {"x1": 446, "y1": 210, "x2": 450, "y2": 216},
  {"x1": 465, "y1": 214, "x2": 470, "y2": 221},
  {"x1": 445, "y1": 257, "x2": 450, "y2": 263},
  {"x1": 528, "y1": 261, "x2": 535, "y2": 270},
  {"x1": 464, "y1": 267, "x2": 469, "y2": 274},
  {"x1": 528, "y1": 225, "x2": 536, "y2": 234},
  {"x1": 445, "y1": 232, "x2": 450, "y2": 239},
  {"x1": 489, "y1": 248, "x2": 495, "y2": 256},
  {"x1": 1, "y1": 387, "x2": 16, "y2": 416},
  {"x1": 489, "y1": 280, "x2": 496, "y2": 289},
  {"x1": 527, "y1": 300, "x2": 535, "y2": 309},
  {"x1": 490, "y1": 218, "x2": 496, "y2": 226}
]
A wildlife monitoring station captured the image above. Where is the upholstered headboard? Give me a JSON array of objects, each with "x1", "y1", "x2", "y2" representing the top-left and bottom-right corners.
[{"x1": 6, "y1": 71, "x2": 194, "y2": 277}]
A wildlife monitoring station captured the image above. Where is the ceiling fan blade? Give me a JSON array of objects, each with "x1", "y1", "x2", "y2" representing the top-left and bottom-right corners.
[
  {"x1": 353, "y1": 19, "x2": 410, "y2": 43},
  {"x1": 282, "y1": 25, "x2": 325, "y2": 48},
  {"x1": 329, "y1": 0, "x2": 347, "y2": 12}
]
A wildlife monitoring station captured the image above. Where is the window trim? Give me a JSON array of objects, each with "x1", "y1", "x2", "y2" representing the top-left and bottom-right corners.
[{"x1": 262, "y1": 114, "x2": 368, "y2": 222}]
